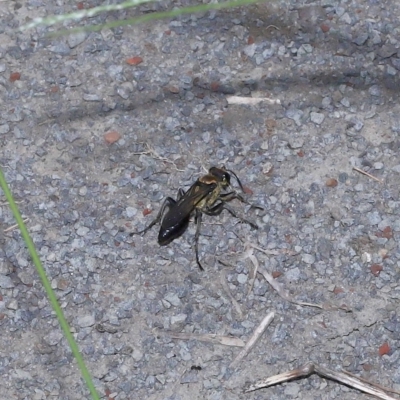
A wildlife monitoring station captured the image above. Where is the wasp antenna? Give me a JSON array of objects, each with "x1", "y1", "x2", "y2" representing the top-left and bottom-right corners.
[{"x1": 226, "y1": 169, "x2": 246, "y2": 193}]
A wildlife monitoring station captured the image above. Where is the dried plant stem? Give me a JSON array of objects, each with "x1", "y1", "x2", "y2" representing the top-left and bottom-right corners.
[
  {"x1": 245, "y1": 362, "x2": 397, "y2": 400},
  {"x1": 4, "y1": 219, "x2": 29, "y2": 232},
  {"x1": 220, "y1": 268, "x2": 244, "y2": 319},
  {"x1": 230, "y1": 311, "x2": 274, "y2": 369},
  {"x1": 243, "y1": 244, "x2": 323, "y2": 309},
  {"x1": 155, "y1": 329, "x2": 245, "y2": 347},
  {"x1": 353, "y1": 166, "x2": 383, "y2": 183},
  {"x1": 227, "y1": 96, "x2": 281, "y2": 105},
  {"x1": 132, "y1": 143, "x2": 184, "y2": 171}
]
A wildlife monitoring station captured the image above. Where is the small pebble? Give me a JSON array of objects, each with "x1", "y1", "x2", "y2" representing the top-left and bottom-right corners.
[
  {"x1": 302, "y1": 254, "x2": 315, "y2": 265},
  {"x1": 104, "y1": 130, "x2": 121, "y2": 144},
  {"x1": 288, "y1": 137, "x2": 304, "y2": 149},
  {"x1": 67, "y1": 32, "x2": 87, "y2": 48},
  {"x1": 77, "y1": 315, "x2": 96, "y2": 328},
  {"x1": 326, "y1": 178, "x2": 338, "y2": 187},
  {"x1": 126, "y1": 56, "x2": 143, "y2": 65},
  {"x1": 237, "y1": 273, "x2": 248, "y2": 284},
  {"x1": 0, "y1": 275, "x2": 14, "y2": 289}
]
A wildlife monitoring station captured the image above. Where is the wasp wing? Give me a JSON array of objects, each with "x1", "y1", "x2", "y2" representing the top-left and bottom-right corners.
[
  {"x1": 161, "y1": 181, "x2": 217, "y2": 228},
  {"x1": 158, "y1": 181, "x2": 217, "y2": 245}
]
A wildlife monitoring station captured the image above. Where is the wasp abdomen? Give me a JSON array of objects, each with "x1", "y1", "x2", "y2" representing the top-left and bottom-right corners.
[{"x1": 158, "y1": 218, "x2": 190, "y2": 246}]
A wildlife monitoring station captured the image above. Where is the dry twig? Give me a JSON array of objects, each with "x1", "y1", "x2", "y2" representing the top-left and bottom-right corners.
[
  {"x1": 245, "y1": 244, "x2": 295, "y2": 295},
  {"x1": 243, "y1": 244, "x2": 323, "y2": 309},
  {"x1": 155, "y1": 329, "x2": 245, "y2": 347},
  {"x1": 132, "y1": 143, "x2": 184, "y2": 171},
  {"x1": 1, "y1": 200, "x2": 22, "y2": 206},
  {"x1": 4, "y1": 219, "x2": 29, "y2": 233},
  {"x1": 220, "y1": 268, "x2": 244, "y2": 319},
  {"x1": 226, "y1": 96, "x2": 281, "y2": 105},
  {"x1": 245, "y1": 362, "x2": 397, "y2": 400},
  {"x1": 242, "y1": 242, "x2": 350, "y2": 311},
  {"x1": 343, "y1": 369, "x2": 400, "y2": 396},
  {"x1": 353, "y1": 166, "x2": 383, "y2": 183},
  {"x1": 230, "y1": 311, "x2": 274, "y2": 369}
]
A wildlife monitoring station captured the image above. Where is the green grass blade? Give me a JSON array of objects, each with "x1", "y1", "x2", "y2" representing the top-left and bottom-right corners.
[
  {"x1": 0, "y1": 168, "x2": 100, "y2": 400},
  {"x1": 21, "y1": 0, "x2": 265, "y2": 35},
  {"x1": 20, "y1": 0, "x2": 156, "y2": 31}
]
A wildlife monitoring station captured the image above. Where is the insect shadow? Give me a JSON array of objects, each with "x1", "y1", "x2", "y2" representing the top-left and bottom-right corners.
[{"x1": 131, "y1": 166, "x2": 262, "y2": 270}]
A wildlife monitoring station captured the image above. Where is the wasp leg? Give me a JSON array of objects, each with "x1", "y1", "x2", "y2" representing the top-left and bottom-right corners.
[
  {"x1": 131, "y1": 188, "x2": 187, "y2": 237},
  {"x1": 194, "y1": 208, "x2": 204, "y2": 271},
  {"x1": 176, "y1": 188, "x2": 186, "y2": 199},
  {"x1": 219, "y1": 191, "x2": 264, "y2": 211},
  {"x1": 219, "y1": 191, "x2": 247, "y2": 203},
  {"x1": 203, "y1": 202, "x2": 258, "y2": 230},
  {"x1": 130, "y1": 196, "x2": 177, "y2": 236}
]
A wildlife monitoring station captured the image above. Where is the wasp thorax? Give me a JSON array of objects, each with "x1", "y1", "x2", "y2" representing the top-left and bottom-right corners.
[{"x1": 199, "y1": 174, "x2": 218, "y2": 185}]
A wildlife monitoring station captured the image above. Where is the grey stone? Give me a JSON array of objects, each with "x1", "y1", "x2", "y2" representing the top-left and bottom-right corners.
[
  {"x1": 77, "y1": 315, "x2": 96, "y2": 328},
  {"x1": 0, "y1": 124, "x2": 10, "y2": 134},
  {"x1": 262, "y1": 47, "x2": 274, "y2": 59},
  {"x1": 369, "y1": 85, "x2": 381, "y2": 96},
  {"x1": 67, "y1": 32, "x2": 88, "y2": 49},
  {"x1": 288, "y1": 137, "x2": 304, "y2": 149},
  {"x1": 0, "y1": 275, "x2": 14, "y2": 289},
  {"x1": 285, "y1": 267, "x2": 301, "y2": 282},
  {"x1": 284, "y1": 382, "x2": 301, "y2": 397},
  {"x1": 181, "y1": 106, "x2": 192, "y2": 117},
  {"x1": 179, "y1": 347, "x2": 192, "y2": 361},
  {"x1": 370, "y1": 30, "x2": 382, "y2": 45},
  {"x1": 48, "y1": 42, "x2": 71, "y2": 55},
  {"x1": 165, "y1": 117, "x2": 180, "y2": 131},
  {"x1": 335, "y1": 6, "x2": 345, "y2": 17},
  {"x1": 76, "y1": 226, "x2": 90, "y2": 236},
  {"x1": 117, "y1": 82, "x2": 134, "y2": 99},
  {"x1": 392, "y1": 58, "x2": 400, "y2": 71},
  {"x1": 387, "y1": 65, "x2": 397, "y2": 76},
  {"x1": 378, "y1": 45, "x2": 397, "y2": 58},
  {"x1": 310, "y1": 112, "x2": 325, "y2": 124},
  {"x1": 367, "y1": 211, "x2": 381, "y2": 225},
  {"x1": 340, "y1": 97, "x2": 350, "y2": 107},
  {"x1": 170, "y1": 314, "x2": 187, "y2": 330},
  {"x1": 44, "y1": 331, "x2": 63, "y2": 346},
  {"x1": 18, "y1": 271, "x2": 34, "y2": 285},
  {"x1": 237, "y1": 273, "x2": 248, "y2": 284},
  {"x1": 7, "y1": 299, "x2": 18, "y2": 310},
  {"x1": 286, "y1": 108, "x2": 303, "y2": 126},
  {"x1": 243, "y1": 43, "x2": 256, "y2": 57},
  {"x1": 348, "y1": 116, "x2": 364, "y2": 131},
  {"x1": 302, "y1": 254, "x2": 315, "y2": 264},
  {"x1": 340, "y1": 12, "x2": 352, "y2": 24},
  {"x1": 353, "y1": 33, "x2": 369, "y2": 46},
  {"x1": 126, "y1": 207, "x2": 138, "y2": 218},
  {"x1": 83, "y1": 93, "x2": 101, "y2": 101},
  {"x1": 180, "y1": 371, "x2": 199, "y2": 384},
  {"x1": 164, "y1": 293, "x2": 181, "y2": 307}
]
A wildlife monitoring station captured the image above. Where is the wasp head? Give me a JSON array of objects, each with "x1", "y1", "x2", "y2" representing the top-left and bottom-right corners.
[
  {"x1": 208, "y1": 167, "x2": 231, "y2": 187},
  {"x1": 208, "y1": 166, "x2": 248, "y2": 193}
]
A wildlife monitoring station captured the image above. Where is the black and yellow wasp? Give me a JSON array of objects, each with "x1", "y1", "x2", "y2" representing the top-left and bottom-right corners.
[{"x1": 132, "y1": 166, "x2": 260, "y2": 270}]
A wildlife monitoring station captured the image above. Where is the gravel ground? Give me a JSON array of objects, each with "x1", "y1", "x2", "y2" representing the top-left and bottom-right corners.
[{"x1": 1, "y1": 0, "x2": 400, "y2": 399}]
